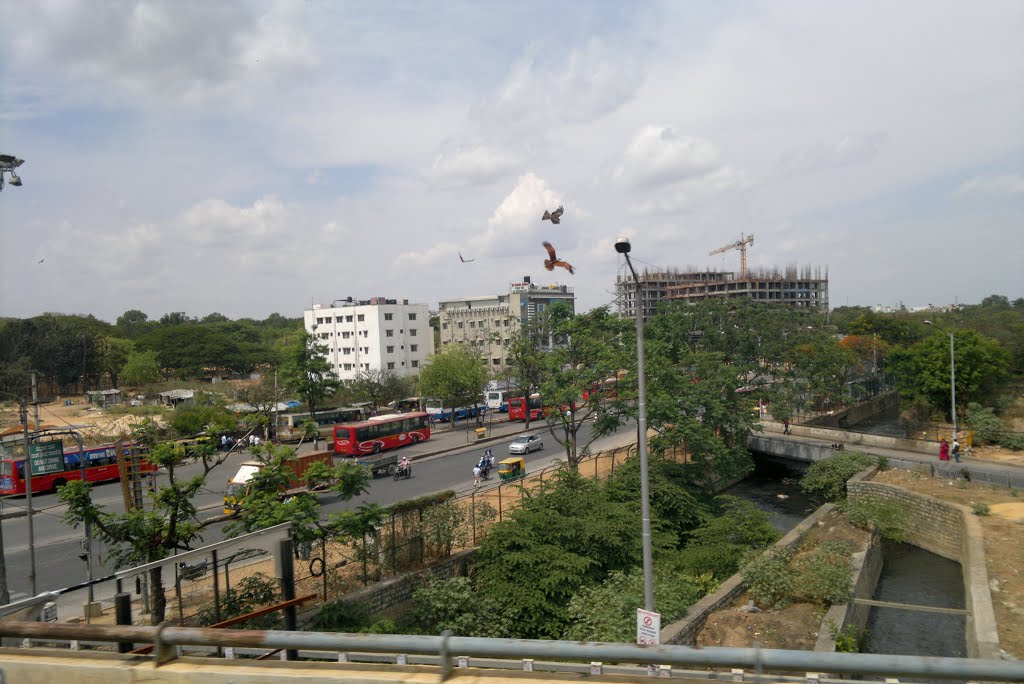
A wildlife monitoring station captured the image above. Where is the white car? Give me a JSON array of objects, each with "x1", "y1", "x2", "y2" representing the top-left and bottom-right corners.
[{"x1": 508, "y1": 434, "x2": 544, "y2": 454}]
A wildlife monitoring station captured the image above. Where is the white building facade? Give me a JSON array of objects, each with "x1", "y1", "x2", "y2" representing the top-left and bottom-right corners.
[
  {"x1": 304, "y1": 298, "x2": 434, "y2": 381},
  {"x1": 438, "y1": 278, "x2": 575, "y2": 369}
]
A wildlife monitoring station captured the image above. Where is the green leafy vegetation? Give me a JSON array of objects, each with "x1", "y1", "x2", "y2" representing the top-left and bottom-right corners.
[
  {"x1": 743, "y1": 547, "x2": 796, "y2": 609},
  {"x1": 800, "y1": 451, "x2": 875, "y2": 502},
  {"x1": 841, "y1": 495, "x2": 907, "y2": 541},
  {"x1": 196, "y1": 573, "x2": 281, "y2": 629}
]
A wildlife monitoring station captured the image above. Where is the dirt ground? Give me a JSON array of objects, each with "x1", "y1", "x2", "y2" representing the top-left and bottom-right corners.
[
  {"x1": 697, "y1": 510, "x2": 871, "y2": 650},
  {"x1": 0, "y1": 396, "x2": 167, "y2": 443},
  {"x1": 872, "y1": 468, "x2": 1024, "y2": 659}
]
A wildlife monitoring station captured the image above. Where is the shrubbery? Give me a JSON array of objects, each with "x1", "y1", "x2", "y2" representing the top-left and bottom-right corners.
[
  {"x1": 842, "y1": 496, "x2": 906, "y2": 541},
  {"x1": 800, "y1": 451, "x2": 875, "y2": 502},
  {"x1": 744, "y1": 540, "x2": 854, "y2": 609}
]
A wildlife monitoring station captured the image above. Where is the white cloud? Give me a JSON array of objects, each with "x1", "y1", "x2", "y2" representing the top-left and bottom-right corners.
[
  {"x1": 427, "y1": 141, "x2": 522, "y2": 188},
  {"x1": 614, "y1": 126, "x2": 723, "y2": 189},
  {"x1": 955, "y1": 173, "x2": 1024, "y2": 197}
]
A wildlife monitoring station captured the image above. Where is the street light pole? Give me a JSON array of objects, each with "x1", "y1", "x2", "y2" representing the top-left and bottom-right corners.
[
  {"x1": 615, "y1": 237, "x2": 654, "y2": 612},
  {"x1": 949, "y1": 332, "x2": 957, "y2": 442},
  {"x1": 19, "y1": 401, "x2": 38, "y2": 596}
]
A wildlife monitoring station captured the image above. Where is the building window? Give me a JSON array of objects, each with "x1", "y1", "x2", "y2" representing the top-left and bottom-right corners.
[
  {"x1": 335, "y1": 316, "x2": 344, "y2": 323},
  {"x1": 410, "y1": 344, "x2": 418, "y2": 352},
  {"x1": 357, "y1": 314, "x2": 365, "y2": 322},
  {"x1": 504, "y1": 319, "x2": 510, "y2": 326},
  {"x1": 411, "y1": 360, "x2": 419, "y2": 368},
  {"x1": 342, "y1": 331, "x2": 351, "y2": 339},
  {"x1": 442, "y1": 323, "x2": 448, "y2": 330},
  {"x1": 409, "y1": 313, "x2": 417, "y2": 321},
  {"x1": 360, "y1": 330, "x2": 368, "y2": 337},
  {"x1": 492, "y1": 358, "x2": 501, "y2": 365},
  {"x1": 319, "y1": 332, "x2": 329, "y2": 339},
  {"x1": 343, "y1": 347, "x2": 351, "y2": 355},
  {"x1": 362, "y1": 363, "x2": 369, "y2": 370},
  {"x1": 409, "y1": 328, "x2": 417, "y2": 336},
  {"x1": 345, "y1": 315, "x2": 353, "y2": 322},
  {"x1": 469, "y1": 321, "x2": 476, "y2": 328},
  {"x1": 316, "y1": 317, "x2": 323, "y2": 325},
  {"x1": 343, "y1": 363, "x2": 353, "y2": 370},
  {"x1": 386, "y1": 329, "x2": 394, "y2": 337},
  {"x1": 361, "y1": 347, "x2": 369, "y2": 354},
  {"x1": 386, "y1": 345, "x2": 394, "y2": 353},
  {"x1": 384, "y1": 313, "x2": 393, "y2": 321},
  {"x1": 457, "y1": 322, "x2": 464, "y2": 329},
  {"x1": 387, "y1": 362, "x2": 396, "y2": 370}
]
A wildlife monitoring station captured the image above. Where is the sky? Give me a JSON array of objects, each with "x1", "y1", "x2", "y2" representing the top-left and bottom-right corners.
[{"x1": 1, "y1": 0, "x2": 1022, "y2": 323}]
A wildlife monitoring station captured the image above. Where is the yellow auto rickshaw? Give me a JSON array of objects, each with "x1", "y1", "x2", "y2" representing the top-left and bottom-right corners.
[{"x1": 498, "y1": 456, "x2": 525, "y2": 482}]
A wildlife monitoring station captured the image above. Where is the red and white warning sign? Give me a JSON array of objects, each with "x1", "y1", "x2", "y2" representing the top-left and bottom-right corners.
[{"x1": 636, "y1": 608, "x2": 661, "y2": 645}]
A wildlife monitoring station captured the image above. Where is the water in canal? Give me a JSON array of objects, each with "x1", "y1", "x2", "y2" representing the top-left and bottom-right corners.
[
  {"x1": 861, "y1": 540, "x2": 966, "y2": 682},
  {"x1": 720, "y1": 456, "x2": 817, "y2": 533}
]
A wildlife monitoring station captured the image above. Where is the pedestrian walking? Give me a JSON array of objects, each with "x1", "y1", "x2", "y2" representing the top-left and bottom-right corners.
[
  {"x1": 939, "y1": 437, "x2": 950, "y2": 461},
  {"x1": 783, "y1": 418, "x2": 791, "y2": 435},
  {"x1": 473, "y1": 465, "x2": 482, "y2": 488},
  {"x1": 951, "y1": 438, "x2": 961, "y2": 463},
  {"x1": 221, "y1": 434, "x2": 228, "y2": 451}
]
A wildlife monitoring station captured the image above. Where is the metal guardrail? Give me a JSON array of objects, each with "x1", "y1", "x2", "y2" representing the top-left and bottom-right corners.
[{"x1": 1, "y1": 622, "x2": 1022, "y2": 682}]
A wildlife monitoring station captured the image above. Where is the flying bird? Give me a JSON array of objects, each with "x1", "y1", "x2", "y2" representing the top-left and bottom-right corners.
[
  {"x1": 37, "y1": 258, "x2": 44, "y2": 264},
  {"x1": 458, "y1": 251, "x2": 475, "y2": 263},
  {"x1": 542, "y1": 205, "x2": 564, "y2": 224},
  {"x1": 542, "y1": 241, "x2": 575, "y2": 274}
]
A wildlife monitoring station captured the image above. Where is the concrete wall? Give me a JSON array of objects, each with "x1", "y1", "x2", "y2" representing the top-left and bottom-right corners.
[
  {"x1": 813, "y1": 530, "x2": 883, "y2": 652},
  {"x1": 804, "y1": 392, "x2": 900, "y2": 430},
  {"x1": 660, "y1": 503, "x2": 836, "y2": 646},
  {"x1": 846, "y1": 472, "x2": 1001, "y2": 660}
]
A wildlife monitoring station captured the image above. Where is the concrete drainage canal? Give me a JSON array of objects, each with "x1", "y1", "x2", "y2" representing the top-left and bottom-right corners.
[{"x1": 860, "y1": 540, "x2": 967, "y2": 683}]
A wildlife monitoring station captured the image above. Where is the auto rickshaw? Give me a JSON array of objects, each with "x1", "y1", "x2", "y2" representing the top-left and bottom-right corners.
[{"x1": 498, "y1": 456, "x2": 525, "y2": 482}]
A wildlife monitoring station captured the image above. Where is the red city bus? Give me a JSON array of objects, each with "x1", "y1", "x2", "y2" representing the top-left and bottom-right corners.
[
  {"x1": 333, "y1": 412, "x2": 431, "y2": 456},
  {"x1": 0, "y1": 442, "x2": 156, "y2": 496},
  {"x1": 507, "y1": 394, "x2": 544, "y2": 422}
]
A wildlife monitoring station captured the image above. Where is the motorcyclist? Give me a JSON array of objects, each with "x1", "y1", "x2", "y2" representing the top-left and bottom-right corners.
[
  {"x1": 478, "y1": 449, "x2": 493, "y2": 479},
  {"x1": 399, "y1": 456, "x2": 411, "y2": 476}
]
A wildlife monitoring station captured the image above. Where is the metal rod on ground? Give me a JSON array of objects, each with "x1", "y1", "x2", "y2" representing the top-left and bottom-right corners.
[
  {"x1": 278, "y1": 538, "x2": 297, "y2": 660},
  {"x1": 618, "y1": 239, "x2": 655, "y2": 612},
  {"x1": 20, "y1": 400, "x2": 37, "y2": 597},
  {"x1": 114, "y1": 593, "x2": 132, "y2": 652},
  {"x1": 211, "y1": 551, "x2": 221, "y2": 625}
]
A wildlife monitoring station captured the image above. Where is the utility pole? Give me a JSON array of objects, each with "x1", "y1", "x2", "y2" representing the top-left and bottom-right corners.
[
  {"x1": 20, "y1": 401, "x2": 38, "y2": 596},
  {"x1": 31, "y1": 372, "x2": 40, "y2": 429}
]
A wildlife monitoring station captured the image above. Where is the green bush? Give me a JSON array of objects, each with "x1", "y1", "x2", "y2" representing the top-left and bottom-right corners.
[
  {"x1": 197, "y1": 573, "x2": 281, "y2": 629},
  {"x1": 800, "y1": 451, "x2": 874, "y2": 502},
  {"x1": 792, "y1": 541, "x2": 852, "y2": 605},
  {"x1": 743, "y1": 547, "x2": 795, "y2": 609},
  {"x1": 404, "y1": 576, "x2": 511, "y2": 637},
  {"x1": 842, "y1": 496, "x2": 906, "y2": 541},
  {"x1": 972, "y1": 502, "x2": 991, "y2": 516},
  {"x1": 967, "y1": 402, "x2": 1024, "y2": 451},
  {"x1": 311, "y1": 599, "x2": 372, "y2": 631}
]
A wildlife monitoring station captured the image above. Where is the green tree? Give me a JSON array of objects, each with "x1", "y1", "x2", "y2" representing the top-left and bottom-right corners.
[
  {"x1": 224, "y1": 444, "x2": 372, "y2": 552},
  {"x1": 417, "y1": 344, "x2": 489, "y2": 424},
  {"x1": 59, "y1": 437, "x2": 236, "y2": 623},
  {"x1": 473, "y1": 471, "x2": 641, "y2": 638},
  {"x1": 348, "y1": 368, "x2": 410, "y2": 413},
  {"x1": 533, "y1": 305, "x2": 631, "y2": 467},
  {"x1": 889, "y1": 329, "x2": 1010, "y2": 420},
  {"x1": 405, "y1": 576, "x2": 511, "y2": 637},
  {"x1": 800, "y1": 451, "x2": 875, "y2": 502},
  {"x1": 236, "y1": 375, "x2": 288, "y2": 440},
  {"x1": 564, "y1": 565, "x2": 715, "y2": 642},
  {"x1": 282, "y1": 332, "x2": 341, "y2": 422},
  {"x1": 97, "y1": 336, "x2": 134, "y2": 387},
  {"x1": 121, "y1": 349, "x2": 161, "y2": 387}
]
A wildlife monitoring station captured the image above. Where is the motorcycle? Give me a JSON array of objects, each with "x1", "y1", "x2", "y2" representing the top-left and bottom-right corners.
[{"x1": 394, "y1": 463, "x2": 412, "y2": 480}]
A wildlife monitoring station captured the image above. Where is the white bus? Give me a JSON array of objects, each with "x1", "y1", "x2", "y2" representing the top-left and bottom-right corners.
[{"x1": 275, "y1": 406, "x2": 370, "y2": 442}]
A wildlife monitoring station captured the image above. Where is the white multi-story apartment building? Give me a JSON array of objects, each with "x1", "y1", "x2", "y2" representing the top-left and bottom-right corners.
[
  {"x1": 304, "y1": 297, "x2": 434, "y2": 381},
  {"x1": 438, "y1": 277, "x2": 575, "y2": 369}
]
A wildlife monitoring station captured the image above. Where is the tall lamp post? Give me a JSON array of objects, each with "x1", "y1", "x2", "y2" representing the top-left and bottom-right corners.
[
  {"x1": 615, "y1": 237, "x2": 654, "y2": 612},
  {"x1": 924, "y1": 321, "x2": 956, "y2": 440}
]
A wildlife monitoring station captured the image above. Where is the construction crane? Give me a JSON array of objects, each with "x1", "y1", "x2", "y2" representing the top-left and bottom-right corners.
[{"x1": 709, "y1": 233, "x2": 755, "y2": 277}]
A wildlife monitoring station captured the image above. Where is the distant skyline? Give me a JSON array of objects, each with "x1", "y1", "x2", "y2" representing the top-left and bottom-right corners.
[{"x1": 1, "y1": 1, "x2": 1022, "y2": 322}]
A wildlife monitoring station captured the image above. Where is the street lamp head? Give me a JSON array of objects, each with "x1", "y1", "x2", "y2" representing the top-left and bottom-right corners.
[
  {"x1": 614, "y1": 237, "x2": 632, "y2": 254},
  {"x1": 8, "y1": 172, "x2": 22, "y2": 187}
]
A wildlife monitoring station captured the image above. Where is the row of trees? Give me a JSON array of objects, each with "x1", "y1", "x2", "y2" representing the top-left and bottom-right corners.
[{"x1": 0, "y1": 310, "x2": 304, "y2": 397}]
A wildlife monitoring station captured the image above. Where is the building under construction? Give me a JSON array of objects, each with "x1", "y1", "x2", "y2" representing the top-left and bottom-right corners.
[{"x1": 615, "y1": 264, "x2": 829, "y2": 320}]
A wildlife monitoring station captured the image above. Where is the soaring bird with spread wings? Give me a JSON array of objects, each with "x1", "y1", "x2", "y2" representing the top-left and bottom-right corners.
[
  {"x1": 542, "y1": 241, "x2": 574, "y2": 274},
  {"x1": 542, "y1": 205, "x2": 564, "y2": 224},
  {"x1": 458, "y1": 250, "x2": 474, "y2": 263}
]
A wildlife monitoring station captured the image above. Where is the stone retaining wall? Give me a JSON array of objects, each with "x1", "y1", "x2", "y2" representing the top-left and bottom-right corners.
[
  {"x1": 846, "y1": 471, "x2": 1001, "y2": 660},
  {"x1": 299, "y1": 549, "x2": 477, "y2": 627},
  {"x1": 659, "y1": 503, "x2": 836, "y2": 646}
]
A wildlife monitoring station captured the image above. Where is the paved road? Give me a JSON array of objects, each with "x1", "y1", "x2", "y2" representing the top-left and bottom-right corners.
[{"x1": 0, "y1": 415, "x2": 630, "y2": 600}]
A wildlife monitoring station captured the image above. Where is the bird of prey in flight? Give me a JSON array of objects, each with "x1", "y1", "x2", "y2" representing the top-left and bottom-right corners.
[
  {"x1": 542, "y1": 241, "x2": 574, "y2": 274},
  {"x1": 542, "y1": 205, "x2": 564, "y2": 224},
  {"x1": 458, "y1": 251, "x2": 474, "y2": 263},
  {"x1": 37, "y1": 258, "x2": 44, "y2": 264}
]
